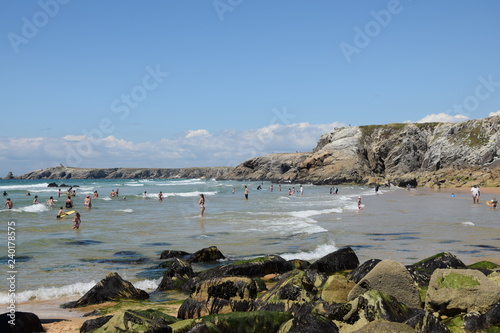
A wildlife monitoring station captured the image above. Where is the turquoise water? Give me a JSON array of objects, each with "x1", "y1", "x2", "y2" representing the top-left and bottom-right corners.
[{"x1": 0, "y1": 178, "x2": 498, "y2": 305}]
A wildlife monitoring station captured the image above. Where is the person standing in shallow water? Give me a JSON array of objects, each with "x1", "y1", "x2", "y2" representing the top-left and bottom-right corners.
[
  {"x1": 4, "y1": 198, "x2": 13, "y2": 209},
  {"x1": 471, "y1": 185, "x2": 480, "y2": 204},
  {"x1": 199, "y1": 194, "x2": 205, "y2": 217},
  {"x1": 72, "y1": 212, "x2": 81, "y2": 229},
  {"x1": 244, "y1": 186, "x2": 249, "y2": 200}
]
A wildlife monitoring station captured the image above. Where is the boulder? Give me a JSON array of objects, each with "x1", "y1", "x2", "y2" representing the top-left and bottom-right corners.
[
  {"x1": 308, "y1": 247, "x2": 359, "y2": 274},
  {"x1": 425, "y1": 269, "x2": 500, "y2": 316},
  {"x1": 187, "y1": 246, "x2": 225, "y2": 263},
  {"x1": 177, "y1": 277, "x2": 258, "y2": 319},
  {"x1": 89, "y1": 309, "x2": 176, "y2": 333},
  {"x1": 0, "y1": 312, "x2": 43, "y2": 333},
  {"x1": 331, "y1": 290, "x2": 419, "y2": 331},
  {"x1": 354, "y1": 321, "x2": 415, "y2": 333},
  {"x1": 319, "y1": 274, "x2": 356, "y2": 303},
  {"x1": 47, "y1": 182, "x2": 58, "y2": 187},
  {"x1": 257, "y1": 269, "x2": 317, "y2": 314},
  {"x1": 348, "y1": 259, "x2": 421, "y2": 308},
  {"x1": 407, "y1": 252, "x2": 467, "y2": 287},
  {"x1": 159, "y1": 249, "x2": 190, "y2": 260},
  {"x1": 277, "y1": 313, "x2": 339, "y2": 333},
  {"x1": 61, "y1": 272, "x2": 149, "y2": 308},
  {"x1": 348, "y1": 258, "x2": 381, "y2": 283},
  {"x1": 157, "y1": 258, "x2": 194, "y2": 291},
  {"x1": 171, "y1": 311, "x2": 293, "y2": 333},
  {"x1": 80, "y1": 315, "x2": 113, "y2": 333},
  {"x1": 195, "y1": 255, "x2": 293, "y2": 281},
  {"x1": 404, "y1": 309, "x2": 451, "y2": 333}
]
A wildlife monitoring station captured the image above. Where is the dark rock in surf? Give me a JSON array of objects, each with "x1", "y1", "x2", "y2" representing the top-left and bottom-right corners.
[
  {"x1": 157, "y1": 258, "x2": 194, "y2": 291},
  {"x1": 407, "y1": 252, "x2": 467, "y2": 287},
  {"x1": 159, "y1": 249, "x2": 190, "y2": 260},
  {"x1": 61, "y1": 272, "x2": 149, "y2": 308},
  {"x1": 187, "y1": 246, "x2": 225, "y2": 263},
  {"x1": 348, "y1": 258, "x2": 381, "y2": 283},
  {"x1": 308, "y1": 247, "x2": 359, "y2": 274},
  {"x1": 47, "y1": 182, "x2": 58, "y2": 187},
  {"x1": 0, "y1": 312, "x2": 43, "y2": 333}
]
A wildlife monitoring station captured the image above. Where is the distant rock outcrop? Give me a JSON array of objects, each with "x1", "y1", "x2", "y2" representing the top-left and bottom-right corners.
[{"x1": 15, "y1": 115, "x2": 500, "y2": 187}]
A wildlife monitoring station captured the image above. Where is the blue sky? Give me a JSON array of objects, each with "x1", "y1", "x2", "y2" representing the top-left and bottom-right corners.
[{"x1": 1, "y1": 0, "x2": 500, "y2": 176}]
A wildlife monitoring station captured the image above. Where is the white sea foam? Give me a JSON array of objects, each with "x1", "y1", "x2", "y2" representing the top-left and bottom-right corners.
[
  {"x1": 288, "y1": 208, "x2": 342, "y2": 218},
  {"x1": 461, "y1": 222, "x2": 475, "y2": 226},
  {"x1": 0, "y1": 281, "x2": 96, "y2": 304},
  {"x1": 0, "y1": 183, "x2": 50, "y2": 191},
  {"x1": 12, "y1": 204, "x2": 49, "y2": 213},
  {"x1": 280, "y1": 243, "x2": 338, "y2": 261},
  {"x1": 100, "y1": 197, "x2": 112, "y2": 201},
  {"x1": 116, "y1": 209, "x2": 134, "y2": 213},
  {"x1": 133, "y1": 278, "x2": 160, "y2": 291}
]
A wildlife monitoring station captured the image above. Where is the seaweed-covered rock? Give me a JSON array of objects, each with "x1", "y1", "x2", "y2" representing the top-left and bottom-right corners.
[
  {"x1": 159, "y1": 250, "x2": 190, "y2": 260},
  {"x1": 348, "y1": 259, "x2": 381, "y2": 283},
  {"x1": 170, "y1": 311, "x2": 293, "y2": 333},
  {"x1": 308, "y1": 247, "x2": 359, "y2": 274},
  {"x1": 354, "y1": 320, "x2": 415, "y2": 332},
  {"x1": 404, "y1": 309, "x2": 450, "y2": 333},
  {"x1": 80, "y1": 315, "x2": 113, "y2": 333},
  {"x1": 332, "y1": 290, "x2": 419, "y2": 331},
  {"x1": 157, "y1": 258, "x2": 194, "y2": 291},
  {"x1": 90, "y1": 309, "x2": 175, "y2": 333},
  {"x1": 425, "y1": 269, "x2": 500, "y2": 316},
  {"x1": 195, "y1": 255, "x2": 293, "y2": 280},
  {"x1": 258, "y1": 269, "x2": 318, "y2": 314},
  {"x1": 0, "y1": 312, "x2": 43, "y2": 333},
  {"x1": 277, "y1": 313, "x2": 338, "y2": 333},
  {"x1": 407, "y1": 252, "x2": 467, "y2": 287},
  {"x1": 178, "y1": 277, "x2": 258, "y2": 319},
  {"x1": 348, "y1": 259, "x2": 421, "y2": 308},
  {"x1": 187, "y1": 246, "x2": 225, "y2": 263},
  {"x1": 61, "y1": 272, "x2": 149, "y2": 308}
]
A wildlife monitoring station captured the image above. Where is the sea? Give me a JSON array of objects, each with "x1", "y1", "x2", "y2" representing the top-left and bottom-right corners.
[{"x1": 0, "y1": 178, "x2": 498, "y2": 308}]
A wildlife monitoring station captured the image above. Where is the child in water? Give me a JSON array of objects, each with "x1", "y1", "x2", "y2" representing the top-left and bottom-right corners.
[
  {"x1": 72, "y1": 212, "x2": 81, "y2": 229},
  {"x1": 57, "y1": 207, "x2": 65, "y2": 219}
]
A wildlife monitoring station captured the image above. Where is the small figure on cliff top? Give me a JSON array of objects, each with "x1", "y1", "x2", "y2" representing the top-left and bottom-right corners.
[{"x1": 471, "y1": 185, "x2": 480, "y2": 204}]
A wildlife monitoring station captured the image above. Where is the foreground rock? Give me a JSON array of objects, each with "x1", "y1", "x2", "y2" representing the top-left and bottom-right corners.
[
  {"x1": 74, "y1": 248, "x2": 500, "y2": 332},
  {"x1": 61, "y1": 272, "x2": 149, "y2": 308},
  {"x1": 0, "y1": 312, "x2": 43, "y2": 333}
]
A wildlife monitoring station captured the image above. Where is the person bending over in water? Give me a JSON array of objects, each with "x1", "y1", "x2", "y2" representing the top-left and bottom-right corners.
[
  {"x1": 199, "y1": 194, "x2": 205, "y2": 217},
  {"x1": 72, "y1": 212, "x2": 81, "y2": 229},
  {"x1": 57, "y1": 207, "x2": 65, "y2": 219}
]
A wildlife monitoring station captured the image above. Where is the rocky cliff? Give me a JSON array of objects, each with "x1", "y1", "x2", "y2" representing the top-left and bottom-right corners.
[
  {"x1": 12, "y1": 116, "x2": 500, "y2": 188},
  {"x1": 225, "y1": 115, "x2": 500, "y2": 187}
]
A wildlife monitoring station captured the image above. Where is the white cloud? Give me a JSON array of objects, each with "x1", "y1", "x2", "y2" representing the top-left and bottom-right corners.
[
  {"x1": 0, "y1": 121, "x2": 347, "y2": 176},
  {"x1": 411, "y1": 113, "x2": 469, "y2": 123},
  {"x1": 489, "y1": 110, "x2": 500, "y2": 117},
  {"x1": 185, "y1": 129, "x2": 210, "y2": 138}
]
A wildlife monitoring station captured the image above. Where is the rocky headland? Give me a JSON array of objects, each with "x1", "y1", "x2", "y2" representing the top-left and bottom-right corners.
[
  {"x1": 7, "y1": 247, "x2": 500, "y2": 333},
  {"x1": 7, "y1": 115, "x2": 500, "y2": 188}
]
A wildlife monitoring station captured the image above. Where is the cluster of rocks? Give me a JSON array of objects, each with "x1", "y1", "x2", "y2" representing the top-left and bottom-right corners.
[{"x1": 8, "y1": 246, "x2": 499, "y2": 333}]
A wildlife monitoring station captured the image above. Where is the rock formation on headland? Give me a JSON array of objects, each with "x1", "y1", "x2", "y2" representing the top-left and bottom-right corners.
[{"x1": 10, "y1": 115, "x2": 500, "y2": 188}]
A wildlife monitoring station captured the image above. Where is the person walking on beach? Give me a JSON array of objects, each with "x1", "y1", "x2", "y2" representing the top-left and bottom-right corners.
[
  {"x1": 83, "y1": 195, "x2": 92, "y2": 208},
  {"x1": 72, "y1": 212, "x2": 81, "y2": 229},
  {"x1": 199, "y1": 193, "x2": 205, "y2": 217},
  {"x1": 471, "y1": 185, "x2": 480, "y2": 204},
  {"x1": 244, "y1": 186, "x2": 249, "y2": 200},
  {"x1": 65, "y1": 196, "x2": 73, "y2": 209},
  {"x1": 4, "y1": 198, "x2": 13, "y2": 209}
]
